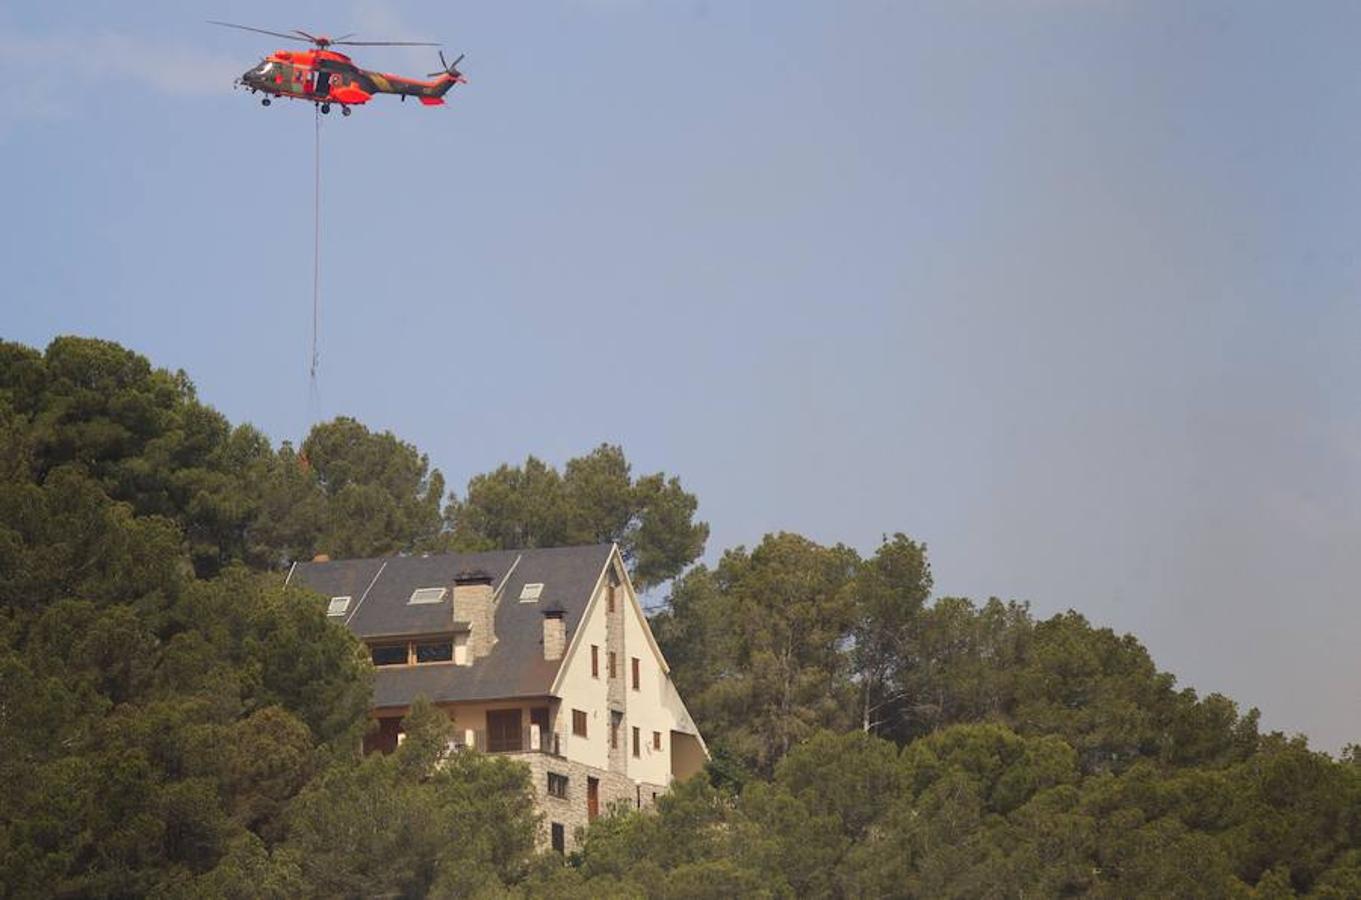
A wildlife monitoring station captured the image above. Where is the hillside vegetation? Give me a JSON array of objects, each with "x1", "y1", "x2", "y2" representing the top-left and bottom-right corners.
[{"x1": 1, "y1": 337, "x2": 1357, "y2": 898}]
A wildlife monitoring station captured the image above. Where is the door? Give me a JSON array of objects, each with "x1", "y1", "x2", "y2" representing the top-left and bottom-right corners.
[
  {"x1": 530, "y1": 706, "x2": 551, "y2": 752},
  {"x1": 486, "y1": 708, "x2": 522, "y2": 752},
  {"x1": 363, "y1": 717, "x2": 402, "y2": 755},
  {"x1": 587, "y1": 776, "x2": 599, "y2": 822}
]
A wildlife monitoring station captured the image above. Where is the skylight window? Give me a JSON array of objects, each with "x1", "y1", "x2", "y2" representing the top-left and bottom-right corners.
[
  {"x1": 408, "y1": 587, "x2": 447, "y2": 605},
  {"x1": 327, "y1": 596, "x2": 351, "y2": 616},
  {"x1": 519, "y1": 582, "x2": 544, "y2": 602}
]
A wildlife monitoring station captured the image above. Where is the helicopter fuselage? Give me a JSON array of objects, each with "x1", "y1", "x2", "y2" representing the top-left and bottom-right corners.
[{"x1": 239, "y1": 48, "x2": 457, "y2": 109}]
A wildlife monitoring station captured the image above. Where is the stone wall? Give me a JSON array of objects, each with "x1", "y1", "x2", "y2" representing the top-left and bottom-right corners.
[
  {"x1": 513, "y1": 750, "x2": 656, "y2": 852},
  {"x1": 605, "y1": 573, "x2": 628, "y2": 775}
]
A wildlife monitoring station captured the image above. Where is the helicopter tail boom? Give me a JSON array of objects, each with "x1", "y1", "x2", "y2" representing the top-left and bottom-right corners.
[{"x1": 362, "y1": 70, "x2": 463, "y2": 102}]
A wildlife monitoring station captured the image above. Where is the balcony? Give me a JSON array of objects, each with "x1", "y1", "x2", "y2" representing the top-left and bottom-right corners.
[{"x1": 454, "y1": 725, "x2": 563, "y2": 757}]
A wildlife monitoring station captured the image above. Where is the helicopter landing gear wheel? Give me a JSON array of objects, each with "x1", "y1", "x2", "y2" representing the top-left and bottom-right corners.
[
  {"x1": 320, "y1": 103, "x2": 331, "y2": 115},
  {"x1": 261, "y1": 97, "x2": 271, "y2": 106},
  {"x1": 341, "y1": 106, "x2": 351, "y2": 117}
]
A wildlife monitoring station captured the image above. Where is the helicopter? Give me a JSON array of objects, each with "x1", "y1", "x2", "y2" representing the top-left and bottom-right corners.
[{"x1": 210, "y1": 21, "x2": 466, "y2": 115}]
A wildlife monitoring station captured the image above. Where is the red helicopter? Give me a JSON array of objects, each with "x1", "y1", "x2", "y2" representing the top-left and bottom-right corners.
[{"x1": 210, "y1": 21, "x2": 466, "y2": 116}]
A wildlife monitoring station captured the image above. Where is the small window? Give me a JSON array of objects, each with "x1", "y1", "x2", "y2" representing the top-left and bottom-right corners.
[
  {"x1": 631, "y1": 657, "x2": 640, "y2": 690},
  {"x1": 551, "y1": 822, "x2": 565, "y2": 854},
  {"x1": 371, "y1": 644, "x2": 407, "y2": 666},
  {"x1": 415, "y1": 640, "x2": 453, "y2": 663},
  {"x1": 653, "y1": 731, "x2": 661, "y2": 750},
  {"x1": 591, "y1": 645, "x2": 599, "y2": 678},
  {"x1": 408, "y1": 587, "x2": 447, "y2": 605},
  {"x1": 327, "y1": 596, "x2": 351, "y2": 616},
  {"x1": 609, "y1": 652, "x2": 617, "y2": 679},
  {"x1": 547, "y1": 771, "x2": 568, "y2": 799},
  {"x1": 632, "y1": 726, "x2": 640, "y2": 758},
  {"x1": 607, "y1": 587, "x2": 615, "y2": 614},
  {"x1": 610, "y1": 719, "x2": 619, "y2": 750},
  {"x1": 572, "y1": 709, "x2": 587, "y2": 737},
  {"x1": 519, "y1": 582, "x2": 544, "y2": 602}
]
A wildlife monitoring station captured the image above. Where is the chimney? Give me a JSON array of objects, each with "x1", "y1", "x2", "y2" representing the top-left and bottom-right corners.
[
  {"x1": 453, "y1": 570, "x2": 496, "y2": 660},
  {"x1": 542, "y1": 600, "x2": 566, "y2": 661}
]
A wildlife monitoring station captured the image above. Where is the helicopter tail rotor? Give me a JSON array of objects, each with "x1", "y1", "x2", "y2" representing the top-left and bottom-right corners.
[{"x1": 427, "y1": 51, "x2": 467, "y2": 83}]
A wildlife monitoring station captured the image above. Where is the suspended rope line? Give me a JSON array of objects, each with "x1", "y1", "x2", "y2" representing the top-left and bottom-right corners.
[{"x1": 308, "y1": 102, "x2": 323, "y2": 423}]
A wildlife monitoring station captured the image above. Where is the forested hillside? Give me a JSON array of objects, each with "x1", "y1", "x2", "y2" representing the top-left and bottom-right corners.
[{"x1": 1, "y1": 337, "x2": 1358, "y2": 898}]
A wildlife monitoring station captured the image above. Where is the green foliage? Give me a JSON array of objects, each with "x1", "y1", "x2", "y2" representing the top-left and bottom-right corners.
[
  {"x1": 299, "y1": 416, "x2": 445, "y2": 558},
  {"x1": 285, "y1": 697, "x2": 539, "y2": 898},
  {"x1": 444, "y1": 443, "x2": 708, "y2": 588},
  {"x1": 658, "y1": 539, "x2": 1264, "y2": 777},
  {"x1": 653, "y1": 533, "x2": 860, "y2": 774},
  {"x1": 0, "y1": 336, "x2": 274, "y2": 577},
  {"x1": 851, "y1": 533, "x2": 932, "y2": 736},
  {"x1": 531, "y1": 725, "x2": 1361, "y2": 898},
  {"x1": 4, "y1": 335, "x2": 1360, "y2": 897}
]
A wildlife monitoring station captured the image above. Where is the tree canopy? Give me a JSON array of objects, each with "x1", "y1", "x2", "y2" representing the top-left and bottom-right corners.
[
  {"x1": 2, "y1": 335, "x2": 1358, "y2": 897},
  {"x1": 443, "y1": 443, "x2": 708, "y2": 588}
]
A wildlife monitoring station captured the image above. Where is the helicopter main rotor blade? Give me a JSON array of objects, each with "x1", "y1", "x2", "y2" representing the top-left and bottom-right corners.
[
  {"x1": 208, "y1": 21, "x2": 310, "y2": 43},
  {"x1": 334, "y1": 39, "x2": 441, "y2": 47}
]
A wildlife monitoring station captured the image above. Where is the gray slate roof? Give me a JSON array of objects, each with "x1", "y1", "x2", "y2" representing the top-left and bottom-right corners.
[{"x1": 290, "y1": 544, "x2": 614, "y2": 709}]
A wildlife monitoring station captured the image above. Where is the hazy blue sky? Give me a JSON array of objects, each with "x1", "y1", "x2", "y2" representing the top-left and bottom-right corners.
[{"x1": 3, "y1": 1, "x2": 1358, "y2": 752}]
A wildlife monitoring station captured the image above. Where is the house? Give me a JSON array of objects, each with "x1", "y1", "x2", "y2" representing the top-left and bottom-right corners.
[{"x1": 287, "y1": 543, "x2": 708, "y2": 851}]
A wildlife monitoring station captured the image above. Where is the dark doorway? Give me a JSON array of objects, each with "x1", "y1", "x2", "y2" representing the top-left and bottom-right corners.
[
  {"x1": 486, "y1": 708, "x2": 523, "y2": 752},
  {"x1": 587, "y1": 776, "x2": 600, "y2": 822},
  {"x1": 530, "y1": 706, "x2": 551, "y2": 752},
  {"x1": 363, "y1": 717, "x2": 402, "y2": 755}
]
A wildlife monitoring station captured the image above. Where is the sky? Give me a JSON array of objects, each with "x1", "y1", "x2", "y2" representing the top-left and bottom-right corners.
[{"x1": 2, "y1": 1, "x2": 1358, "y2": 752}]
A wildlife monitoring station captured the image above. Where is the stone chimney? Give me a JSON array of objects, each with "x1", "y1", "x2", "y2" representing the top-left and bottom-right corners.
[
  {"x1": 453, "y1": 570, "x2": 496, "y2": 660},
  {"x1": 542, "y1": 600, "x2": 566, "y2": 662}
]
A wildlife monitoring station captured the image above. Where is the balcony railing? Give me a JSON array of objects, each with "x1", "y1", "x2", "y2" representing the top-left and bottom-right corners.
[{"x1": 454, "y1": 726, "x2": 563, "y2": 756}]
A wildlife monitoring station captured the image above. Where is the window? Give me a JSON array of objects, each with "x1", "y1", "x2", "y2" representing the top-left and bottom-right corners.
[
  {"x1": 607, "y1": 587, "x2": 615, "y2": 614},
  {"x1": 610, "y1": 715, "x2": 619, "y2": 750},
  {"x1": 608, "y1": 652, "x2": 617, "y2": 679},
  {"x1": 572, "y1": 709, "x2": 587, "y2": 737},
  {"x1": 591, "y1": 645, "x2": 599, "y2": 678},
  {"x1": 371, "y1": 644, "x2": 406, "y2": 666},
  {"x1": 631, "y1": 657, "x2": 640, "y2": 690},
  {"x1": 551, "y1": 822, "x2": 565, "y2": 854},
  {"x1": 632, "y1": 726, "x2": 640, "y2": 758},
  {"x1": 486, "y1": 709, "x2": 523, "y2": 753},
  {"x1": 408, "y1": 587, "x2": 447, "y2": 605},
  {"x1": 653, "y1": 731, "x2": 662, "y2": 751},
  {"x1": 547, "y1": 772, "x2": 568, "y2": 799},
  {"x1": 327, "y1": 595, "x2": 351, "y2": 616},
  {"x1": 519, "y1": 582, "x2": 544, "y2": 602},
  {"x1": 414, "y1": 640, "x2": 453, "y2": 663}
]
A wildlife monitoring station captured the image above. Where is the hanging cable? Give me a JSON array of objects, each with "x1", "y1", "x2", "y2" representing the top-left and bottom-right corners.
[{"x1": 308, "y1": 102, "x2": 322, "y2": 422}]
